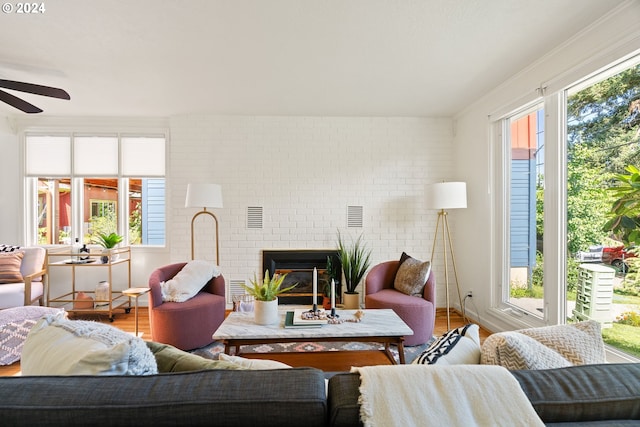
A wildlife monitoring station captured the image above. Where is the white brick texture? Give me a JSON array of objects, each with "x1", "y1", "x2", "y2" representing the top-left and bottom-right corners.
[{"x1": 169, "y1": 115, "x2": 454, "y2": 307}]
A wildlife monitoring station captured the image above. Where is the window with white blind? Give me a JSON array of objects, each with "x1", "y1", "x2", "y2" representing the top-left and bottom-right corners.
[{"x1": 24, "y1": 134, "x2": 166, "y2": 247}]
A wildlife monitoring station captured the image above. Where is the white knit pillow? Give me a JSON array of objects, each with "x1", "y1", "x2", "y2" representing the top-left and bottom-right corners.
[
  {"x1": 160, "y1": 260, "x2": 220, "y2": 302},
  {"x1": 480, "y1": 321, "x2": 605, "y2": 369},
  {"x1": 21, "y1": 312, "x2": 157, "y2": 376}
]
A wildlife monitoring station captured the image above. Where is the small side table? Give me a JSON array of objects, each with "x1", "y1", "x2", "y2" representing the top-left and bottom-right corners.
[{"x1": 122, "y1": 287, "x2": 150, "y2": 337}]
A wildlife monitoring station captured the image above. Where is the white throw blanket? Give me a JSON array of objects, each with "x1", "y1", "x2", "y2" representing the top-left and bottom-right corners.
[{"x1": 351, "y1": 364, "x2": 544, "y2": 427}]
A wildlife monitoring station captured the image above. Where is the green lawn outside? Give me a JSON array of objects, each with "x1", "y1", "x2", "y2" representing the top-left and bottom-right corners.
[{"x1": 602, "y1": 323, "x2": 640, "y2": 358}]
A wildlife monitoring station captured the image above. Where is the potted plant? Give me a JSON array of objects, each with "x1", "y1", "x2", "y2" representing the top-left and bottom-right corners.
[
  {"x1": 322, "y1": 255, "x2": 341, "y2": 309},
  {"x1": 242, "y1": 270, "x2": 297, "y2": 325},
  {"x1": 337, "y1": 231, "x2": 371, "y2": 309},
  {"x1": 93, "y1": 232, "x2": 124, "y2": 263}
]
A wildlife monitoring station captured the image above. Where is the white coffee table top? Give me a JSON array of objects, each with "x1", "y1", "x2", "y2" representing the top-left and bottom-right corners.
[{"x1": 213, "y1": 308, "x2": 412, "y2": 340}]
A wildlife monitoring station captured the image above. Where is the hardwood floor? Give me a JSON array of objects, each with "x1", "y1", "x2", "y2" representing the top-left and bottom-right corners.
[{"x1": 0, "y1": 307, "x2": 490, "y2": 376}]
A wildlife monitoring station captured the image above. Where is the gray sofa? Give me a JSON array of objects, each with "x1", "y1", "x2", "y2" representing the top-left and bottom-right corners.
[
  {"x1": 329, "y1": 363, "x2": 640, "y2": 426},
  {"x1": 0, "y1": 363, "x2": 639, "y2": 426}
]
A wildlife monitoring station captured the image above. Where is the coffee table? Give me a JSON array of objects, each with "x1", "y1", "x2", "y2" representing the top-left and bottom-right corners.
[{"x1": 212, "y1": 309, "x2": 413, "y2": 364}]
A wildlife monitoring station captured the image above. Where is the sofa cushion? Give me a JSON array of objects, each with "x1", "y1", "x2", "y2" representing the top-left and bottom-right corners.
[
  {"x1": 412, "y1": 323, "x2": 480, "y2": 365},
  {"x1": 21, "y1": 312, "x2": 157, "y2": 375},
  {"x1": 0, "y1": 368, "x2": 328, "y2": 427},
  {"x1": 18, "y1": 246, "x2": 46, "y2": 281},
  {"x1": 219, "y1": 353, "x2": 292, "y2": 369},
  {"x1": 146, "y1": 341, "x2": 246, "y2": 372},
  {"x1": 393, "y1": 252, "x2": 431, "y2": 297},
  {"x1": 0, "y1": 252, "x2": 24, "y2": 284},
  {"x1": 480, "y1": 320, "x2": 605, "y2": 370},
  {"x1": 160, "y1": 260, "x2": 219, "y2": 302},
  {"x1": 512, "y1": 363, "x2": 640, "y2": 424}
]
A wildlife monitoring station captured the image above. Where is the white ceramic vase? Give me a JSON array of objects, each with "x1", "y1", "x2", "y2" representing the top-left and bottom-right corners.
[{"x1": 254, "y1": 298, "x2": 279, "y2": 325}]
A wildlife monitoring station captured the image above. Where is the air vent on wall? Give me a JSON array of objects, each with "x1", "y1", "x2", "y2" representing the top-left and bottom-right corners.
[
  {"x1": 347, "y1": 205, "x2": 363, "y2": 228},
  {"x1": 247, "y1": 206, "x2": 263, "y2": 229},
  {"x1": 227, "y1": 279, "x2": 247, "y2": 304}
]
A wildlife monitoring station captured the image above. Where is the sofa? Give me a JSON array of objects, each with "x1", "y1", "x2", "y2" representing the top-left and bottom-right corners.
[{"x1": 0, "y1": 362, "x2": 638, "y2": 426}]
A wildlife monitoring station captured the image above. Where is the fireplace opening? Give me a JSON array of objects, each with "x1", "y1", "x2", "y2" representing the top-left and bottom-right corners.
[{"x1": 262, "y1": 249, "x2": 341, "y2": 305}]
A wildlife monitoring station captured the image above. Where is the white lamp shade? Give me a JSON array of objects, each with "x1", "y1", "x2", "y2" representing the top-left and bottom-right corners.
[
  {"x1": 185, "y1": 183, "x2": 223, "y2": 208},
  {"x1": 427, "y1": 182, "x2": 467, "y2": 210}
]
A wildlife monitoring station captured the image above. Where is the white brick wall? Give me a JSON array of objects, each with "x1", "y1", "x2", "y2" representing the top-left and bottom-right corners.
[{"x1": 169, "y1": 115, "x2": 454, "y2": 306}]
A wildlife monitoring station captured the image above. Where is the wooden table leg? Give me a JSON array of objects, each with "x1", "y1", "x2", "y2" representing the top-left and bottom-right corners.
[{"x1": 397, "y1": 338, "x2": 406, "y2": 364}]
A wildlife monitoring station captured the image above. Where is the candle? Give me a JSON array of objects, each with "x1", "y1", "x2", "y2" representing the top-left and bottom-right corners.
[
  {"x1": 330, "y1": 278, "x2": 335, "y2": 309},
  {"x1": 313, "y1": 267, "x2": 317, "y2": 306}
]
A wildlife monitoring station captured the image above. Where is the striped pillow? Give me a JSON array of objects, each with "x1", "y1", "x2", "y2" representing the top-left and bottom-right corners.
[{"x1": 0, "y1": 252, "x2": 24, "y2": 283}]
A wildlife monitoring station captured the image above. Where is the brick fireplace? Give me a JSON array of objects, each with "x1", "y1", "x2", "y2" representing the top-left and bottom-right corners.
[{"x1": 262, "y1": 249, "x2": 341, "y2": 305}]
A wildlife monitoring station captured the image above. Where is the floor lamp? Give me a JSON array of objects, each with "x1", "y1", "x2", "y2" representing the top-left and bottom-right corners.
[
  {"x1": 427, "y1": 182, "x2": 467, "y2": 329},
  {"x1": 185, "y1": 183, "x2": 223, "y2": 264}
]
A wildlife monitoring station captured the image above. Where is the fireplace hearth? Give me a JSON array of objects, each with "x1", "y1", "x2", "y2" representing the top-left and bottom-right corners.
[{"x1": 262, "y1": 249, "x2": 341, "y2": 305}]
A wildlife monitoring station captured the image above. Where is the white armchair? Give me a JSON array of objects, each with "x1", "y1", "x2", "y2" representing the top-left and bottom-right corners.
[{"x1": 0, "y1": 246, "x2": 48, "y2": 309}]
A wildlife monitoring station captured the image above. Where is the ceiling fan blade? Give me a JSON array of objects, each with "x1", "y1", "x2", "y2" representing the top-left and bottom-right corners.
[
  {"x1": 0, "y1": 89, "x2": 43, "y2": 113},
  {"x1": 0, "y1": 79, "x2": 70, "y2": 100}
]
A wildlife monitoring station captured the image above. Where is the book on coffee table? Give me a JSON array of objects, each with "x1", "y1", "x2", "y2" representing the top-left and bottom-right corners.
[
  {"x1": 292, "y1": 308, "x2": 329, "y2": 325},
  {"x1": 284, "y1": 311, "x2": 322, "y2": 329}
]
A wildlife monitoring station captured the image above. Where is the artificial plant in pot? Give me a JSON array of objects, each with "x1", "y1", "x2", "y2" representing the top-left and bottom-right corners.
[
  {"x1": 322, "y1": 255, "x2": 341, "y2": 309},
  {"x1": 242, "y1": 270, "x2": 297, "y2": 325},
  {"x1": 337, "y1": 231, "x2": 371, "y2": 309},
  {"x1": 93, "y1": 232, "x2": 124, "y2": 263}
]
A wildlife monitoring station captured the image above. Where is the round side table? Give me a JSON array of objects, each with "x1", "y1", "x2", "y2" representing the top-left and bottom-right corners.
[{"x1": 122, "y1": 287, "x2": 151, "y2": 337}]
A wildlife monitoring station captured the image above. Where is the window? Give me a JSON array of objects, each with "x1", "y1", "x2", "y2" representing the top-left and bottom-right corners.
[
  {"x1": 494, "y1": 53, "x2": 640, "y2": 359},
  {"x1": 25, "y1": 134, "x2": 166, "y2": 247},
  {"x1": 506, "y1": 104, "x2": 545, "y2": 317}
]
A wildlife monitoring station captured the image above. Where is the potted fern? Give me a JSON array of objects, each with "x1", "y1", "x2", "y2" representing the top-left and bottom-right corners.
[
  {"x1": 337, "y1": 231, "x2": 372, "y2": 309},
  {"x1": 242, "y1": 270, "x2": 297, "y2": 325}
]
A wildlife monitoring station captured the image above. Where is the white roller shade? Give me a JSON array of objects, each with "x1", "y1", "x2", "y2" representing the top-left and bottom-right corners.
[
  {"x1": 25, "y1": 136, "x2": 71, "y2": 176},
  {"x1": 121, "y1": 137, "x2": 165, "y2": 176},
  {"x1": 74, "y1": 136, "x2": 118, "y2": 175}
]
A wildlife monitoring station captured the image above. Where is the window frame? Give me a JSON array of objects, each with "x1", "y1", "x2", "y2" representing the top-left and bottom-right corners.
[
  {"x1": 22, "y1": 131, "x2": 167, "y2": 248},
  {"x1": 491, "y1": 50, "x2": 640, "y2": 331}
]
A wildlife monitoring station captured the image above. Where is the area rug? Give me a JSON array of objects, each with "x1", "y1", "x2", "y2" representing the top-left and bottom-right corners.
[{"x1": 191, "y1": 338, "x2": 434, "y2": 364}]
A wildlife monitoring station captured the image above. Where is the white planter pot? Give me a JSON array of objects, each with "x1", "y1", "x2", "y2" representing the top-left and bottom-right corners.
[{"x1": 254, "y1": 298, "x2": 279, "y2": 325}]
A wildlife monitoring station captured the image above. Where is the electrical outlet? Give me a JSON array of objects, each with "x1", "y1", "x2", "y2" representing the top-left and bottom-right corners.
[{"x1": 466, "y1": 291, "x2": 473, "y2": 298}]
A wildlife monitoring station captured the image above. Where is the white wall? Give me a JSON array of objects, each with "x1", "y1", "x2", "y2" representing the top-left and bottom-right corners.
[
  {"x1": 168, "y1": 115, "x2": 455, "y2": 306},
  {"x1": 0, "y1": 115, "x2": 457, "y2": 308},
  {"x1": 453, "y1": 1, "x2": 640, "y2": 333},
  {"x1": 0, "y1": 119, "x2": 21, "y2": 243}
]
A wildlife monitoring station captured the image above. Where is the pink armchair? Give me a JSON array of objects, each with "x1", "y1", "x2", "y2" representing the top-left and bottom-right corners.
[
  {"x1": 364, "y1": 260, "x2": 436, "y2": 346},
  {"x1": 148, "y1": 262, "x2": 226, "y2": 351}
]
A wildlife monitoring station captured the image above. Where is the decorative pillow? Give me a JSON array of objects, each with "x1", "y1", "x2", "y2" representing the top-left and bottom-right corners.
[
  {"x1": 0, "y1": 306, "x2": 65, "y2": 366},
  {"x1": 218, "y1": 353, "x2": 292, "y2": 369},
  {"x1": 0, "y1": 252, "x2": 24, "y2": 284},
  {"x1": 412, "y1": 323, "x2": 481, "y2": 365},
  {"x1": 480, "y1": 321, "x2": 605, "y2": 370},
  {"x1": 393, "y1": 252, "x2": 431, "y2": 297},
  {"x1": 146, "y1": 341, "x2": 247, "y2": 372},
  {"x1": 480, "y1": 332, "x2": 572, "y2": 370},
  {"x1": 161, "y1": 260, "x2": 220, "y2": 302},
  {"x1": 0, "y1": 244, "x2": 21, "y2": 253},
  {"x1": 21, "y1": 312, "x2": 158, "y2": 375}
]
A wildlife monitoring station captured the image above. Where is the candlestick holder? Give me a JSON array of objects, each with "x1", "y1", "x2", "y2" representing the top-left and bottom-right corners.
[{"x1": 328, "y1": 307, "x2": 339, "y2": 319}]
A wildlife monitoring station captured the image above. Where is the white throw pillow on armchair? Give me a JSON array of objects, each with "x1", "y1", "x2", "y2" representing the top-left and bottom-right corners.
[{"x1": 160, "y1": 260, "x2": 220, "y2": 302}]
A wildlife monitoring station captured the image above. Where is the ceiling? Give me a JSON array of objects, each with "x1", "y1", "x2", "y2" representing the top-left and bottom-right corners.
[{"x1": 0, "y1": 0, "x2": 628, "y2": 118}]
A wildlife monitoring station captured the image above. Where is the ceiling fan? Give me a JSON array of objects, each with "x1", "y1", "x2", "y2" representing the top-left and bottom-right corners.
[{"x1": 0, "y1": 79, "x2": 70, "y2": 114}]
